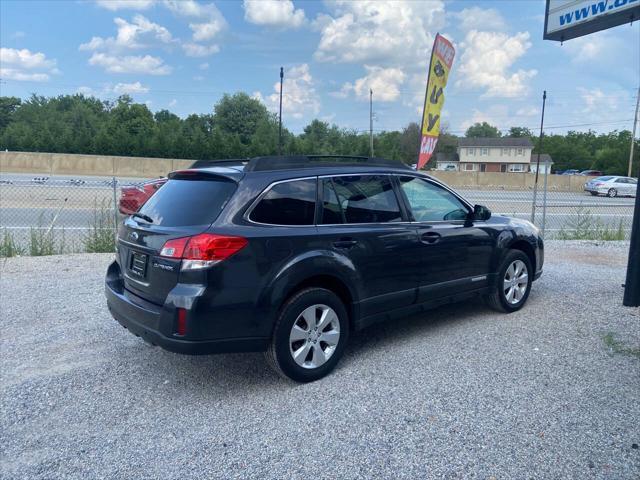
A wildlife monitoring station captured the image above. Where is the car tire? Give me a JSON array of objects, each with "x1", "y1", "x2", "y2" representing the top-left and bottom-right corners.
[
  {"x1": 485, "y1": 250, "x2": 533, "y2": 313},
  {"x1": 589, "y1": 191, "x2": 598, "y2": 196},
  {"x1": 265, "y1": 287, "x2": 349, "y2": 382},
  {"x1": 607, "y1": 188, "x2": 617, "y2": 198}
]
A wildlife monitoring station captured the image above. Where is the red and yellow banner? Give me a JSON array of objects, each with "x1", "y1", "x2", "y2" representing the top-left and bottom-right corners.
[{"x1": 417, "y1": 33, "x2": 455, "y2": 170}]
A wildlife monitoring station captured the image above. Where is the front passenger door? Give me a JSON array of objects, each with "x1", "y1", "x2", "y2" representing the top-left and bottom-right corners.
[{"x1": 396, "y1": 175, "x2": 494, "y2": 302}]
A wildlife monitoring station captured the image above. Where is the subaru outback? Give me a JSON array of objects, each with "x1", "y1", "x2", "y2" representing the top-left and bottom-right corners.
[{"x1": 105, "y1": 155, "x2": 543, "y2": 382}]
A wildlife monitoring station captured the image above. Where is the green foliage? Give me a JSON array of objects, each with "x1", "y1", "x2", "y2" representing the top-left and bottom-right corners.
[
  {"x1": 603, "y1": 332, "x2": 640, "y2": 359},
  {"x1": 0, "y1": 228, "x2": 25, "y2": 257},
  {"x1": 84, "y1": 199, "x2": 117, "y2": 253},
  {"x1": 555, "y1": 207, "x2": 627, "y2": 240},
  {"x1": 465, "y1": 122, "x2": 502, "y2": 138},
  {"x1": 0, "y1": 93, "x2": 637, "y2": 175}
]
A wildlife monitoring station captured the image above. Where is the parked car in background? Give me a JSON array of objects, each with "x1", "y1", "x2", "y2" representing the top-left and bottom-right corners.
[
  {"x1": 584, "y1": 176, "x2": 637, "y2": 197},
  {"x1": 580, "y1": 170, "x2": 604, "y2": 176},
  {"x1": 105, "y1": 155, "x2": 544, "y2": 382},
  {"x1": 561, "y1": 169, "x2": 580, "y2": 175},
  {"x1": 118, "y1": 178, "x2": 167, "y2": 215}
]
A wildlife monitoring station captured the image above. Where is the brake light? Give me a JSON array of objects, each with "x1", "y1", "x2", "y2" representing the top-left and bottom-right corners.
[{"x1": 160, "y1": 233, "x2": 248, "y2": 270}]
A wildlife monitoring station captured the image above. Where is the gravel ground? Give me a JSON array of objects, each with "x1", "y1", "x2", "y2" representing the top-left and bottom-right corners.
[{"x1": 1, "y1": 241, "x2": 639, "y2": 479}]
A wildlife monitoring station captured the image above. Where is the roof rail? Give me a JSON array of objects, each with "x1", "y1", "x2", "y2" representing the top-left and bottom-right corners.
[{"x1": 244, "y1": 155, "x2": 411, "y2": 172}]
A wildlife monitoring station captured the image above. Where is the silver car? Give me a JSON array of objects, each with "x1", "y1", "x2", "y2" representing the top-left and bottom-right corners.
[{"x1": 584, "y1": 176, "x2": 637, "y2": 197}]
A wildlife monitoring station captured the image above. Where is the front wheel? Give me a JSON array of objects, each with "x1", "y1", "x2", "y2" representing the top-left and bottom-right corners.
[
  {"x1": 265, "y1": 288, "x2": 349, "y2": 382},
  {"x1": 589, "y1": 191, "x2": 598, "y2": 196},
  {"x1": 485, "y1": 250, "x2": 533, "y2": 313},
  {"x1": 607, "y1": 188, "x2": 618, "y2": 198}
]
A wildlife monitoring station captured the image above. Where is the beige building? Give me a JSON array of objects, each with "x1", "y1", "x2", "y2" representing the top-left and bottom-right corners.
[{"x1": 455, "y1": 137, "x2": 534, "y2": 173}]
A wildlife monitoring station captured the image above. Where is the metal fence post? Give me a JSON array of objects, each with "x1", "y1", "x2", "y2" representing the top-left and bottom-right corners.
[
  {"x1": 541, "y1": 161, "x2": 549, "y2": 237},
  {"x1": 112, "y1": 176, "x2": 118, "y2": 250}
]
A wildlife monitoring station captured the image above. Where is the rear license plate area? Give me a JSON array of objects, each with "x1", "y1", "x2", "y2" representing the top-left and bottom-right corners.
[{"x1": 128, "y1": 251, "x2": 148, "y2": 278}]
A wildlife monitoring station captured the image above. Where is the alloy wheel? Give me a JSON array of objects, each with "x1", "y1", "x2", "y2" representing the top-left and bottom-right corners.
[
  {"x1": 503, "y1": 260, "x2": 528, "y2": 305},
  {"x1": 289, "y1": 304, "x2": 340, "y2": 369},
  {"x1": 608, "y1": 188, "x2": 617, "y2": 197}
]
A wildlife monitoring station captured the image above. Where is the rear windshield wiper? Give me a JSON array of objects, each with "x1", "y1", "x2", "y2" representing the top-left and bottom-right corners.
[{"x1": 131, "y1": 212, "x2": 154, "y2": 224}]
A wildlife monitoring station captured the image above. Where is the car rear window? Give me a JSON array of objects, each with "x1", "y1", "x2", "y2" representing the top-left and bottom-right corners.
[{"x1": 137, "y1": 178, "x2": 236, "y2": 226}]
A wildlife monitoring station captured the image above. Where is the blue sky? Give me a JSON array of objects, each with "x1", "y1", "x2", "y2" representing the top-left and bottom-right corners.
[{"x1": 1, "y1": 0, "x2": 638, "y2": 135}]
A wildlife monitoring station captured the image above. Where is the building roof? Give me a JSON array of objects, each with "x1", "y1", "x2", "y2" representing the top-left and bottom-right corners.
[{"x1": 458, "y1": 137, "x2": 534, "y2": 147}]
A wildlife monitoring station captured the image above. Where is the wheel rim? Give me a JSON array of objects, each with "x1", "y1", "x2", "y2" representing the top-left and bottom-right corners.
[
  {"x1": 608, "y1": 188, "x2": 617, "y2": 197},
  {"x1": 289, "y1": 304, "x2": 340, "y2": 369},
  {"x1": 503, "y1": 260, "x2": 528, "y2": 305}
]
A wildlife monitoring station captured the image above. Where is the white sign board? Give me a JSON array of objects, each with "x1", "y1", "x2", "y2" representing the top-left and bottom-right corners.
[{"x1": 544, "y1": 0, "x2": 639, "y2": 41}]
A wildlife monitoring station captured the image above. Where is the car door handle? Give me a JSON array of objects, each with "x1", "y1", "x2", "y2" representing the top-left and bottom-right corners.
[
  {"x1": 332, "y1": 239, "x2": 358, "y2": 249},
  {"x1": 420, "y1": 232, "x2": 441, "y2": 244}
]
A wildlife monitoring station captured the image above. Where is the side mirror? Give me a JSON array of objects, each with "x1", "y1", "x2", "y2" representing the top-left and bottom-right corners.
[{"x1": 472, "y1": 204, "x2": 491, "y2": 221}]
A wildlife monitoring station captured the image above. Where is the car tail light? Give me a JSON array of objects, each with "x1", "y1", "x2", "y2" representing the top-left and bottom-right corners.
[
  {"x1": 176, "y1": 308, "x2": 187, "y2": 336},
  {"x1": 160, "y1": 233, "x2": 248, "y2": 270}
]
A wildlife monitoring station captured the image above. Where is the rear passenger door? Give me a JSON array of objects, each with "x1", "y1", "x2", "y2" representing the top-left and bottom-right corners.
[
  {"x1": 317, "y1": 174, "x2": 421, "y2": 317},
  {"x1": 395, "y1": 175, "x2": 494, "y2": 302}
]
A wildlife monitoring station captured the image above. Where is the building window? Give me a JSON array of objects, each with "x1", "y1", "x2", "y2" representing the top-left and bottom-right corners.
[
  {"x1": 501, "y1": 148, "x2": 511, "y2": 156},
  {"x1": 481, "y1": 148, "x2": 489, "y2": 156},
  {"x1": 480, "y1": 164, "x2": 487, "y2": 172},
  {"x1": 508, "y1": 164, "x2": 525, "y2": 172},
  {"x1": 467, "y1": 148, "x2": 475, "y2": 156},
  {"x1": 516, "y1": 148, "x2": 524, "y2": 156},
  {"x1": 463, "y1": 163, "x2": 475, "y2": 171},
  {"x1": 500, "y1": 164, "x2": 507, "y2": 173}
]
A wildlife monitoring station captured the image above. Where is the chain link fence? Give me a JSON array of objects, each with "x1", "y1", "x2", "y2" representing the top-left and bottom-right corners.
[{"x1": 0, "y1": 172, "x2": 635, "y2": 256}]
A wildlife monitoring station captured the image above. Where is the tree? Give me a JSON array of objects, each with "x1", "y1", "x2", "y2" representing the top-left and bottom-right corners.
[
  {"x1": 0, "y1": 96, "x2": 21, "y2": 130},
  {"x1": 508, "y1": 126, "x2": 533, "y2": 138},
  {"x1": 214, "y1": 93, "x2": 275, "y2": 146},
  {"x1": 465, "y1": 122, "x2": 501, "y2": 138}
]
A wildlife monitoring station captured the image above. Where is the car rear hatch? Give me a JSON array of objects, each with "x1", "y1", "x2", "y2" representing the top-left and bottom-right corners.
[{"x1": 117, "y1": 169, "x2": 240, "y2": 305}]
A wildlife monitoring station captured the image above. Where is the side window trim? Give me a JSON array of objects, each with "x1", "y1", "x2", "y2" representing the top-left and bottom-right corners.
[
  {"x1": 246, "y1": 176, "x2": 318, "y2": 227},
  {"x1": 395, "y1": 174, "x2": 472, "y2": 225}
]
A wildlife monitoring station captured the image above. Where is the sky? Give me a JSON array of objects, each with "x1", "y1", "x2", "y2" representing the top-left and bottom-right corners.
[{"x1": 0, "y1": 0, "x2": 638, "y2": 135}]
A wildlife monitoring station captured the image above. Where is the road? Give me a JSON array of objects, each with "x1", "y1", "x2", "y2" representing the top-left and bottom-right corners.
[{"x1": 0, "y1": 174, "x2": 636, "y2": 246}]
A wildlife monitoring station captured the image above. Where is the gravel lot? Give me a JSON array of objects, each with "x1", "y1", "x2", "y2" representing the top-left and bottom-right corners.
[{"x1": 1, "y1": 241, "x2": 639, "y2": 479}]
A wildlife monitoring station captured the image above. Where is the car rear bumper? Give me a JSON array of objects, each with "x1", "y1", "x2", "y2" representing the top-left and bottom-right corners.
[{"x1": 105, "y1": 262, "x2": 268, "y2": 355}]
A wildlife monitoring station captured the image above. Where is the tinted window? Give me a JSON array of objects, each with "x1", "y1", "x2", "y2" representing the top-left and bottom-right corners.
[
  {"x1": 321, "y1": 179, "x2": 344, "y2": 224},
  {"x1": 323, "y1": 175, "x2": 402, "y2": 224},
  {"x1": 596, "y1": 176, "x2": 614, "y2": 181},
  {"x1": 629, "y1": 178, "x2": 638, "y2": 185},
  {"x1": 138, "y1": 178, "x2": 236, "y2": 227},
  {"x1": 398, "y1": 176, "x2": 468, "y2": 222},
  {"x1": 250, "y1": 179, "x2": 316, "y2": 225}
]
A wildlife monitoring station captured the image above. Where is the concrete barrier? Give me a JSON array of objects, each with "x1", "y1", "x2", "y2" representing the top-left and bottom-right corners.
[{"x1": 0, "y1": 151, "x2": 590, "y2": 191}]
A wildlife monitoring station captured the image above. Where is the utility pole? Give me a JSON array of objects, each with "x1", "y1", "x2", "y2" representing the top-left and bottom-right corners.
[
  {"x1": 369, "y1": 88, "x2": 374, "y2": 157},
  {"x1": 278, "y1": 67, "x2": 284, "y2": 155},
  {"x1": 531, "y1": 90, "x2": 547, "y2": 224},
  {"x1": 623, "y1": 87, "x2": 640, "y2": 307},
  {"x1": 628, "y1": 86, "x2": 639, "y2": 177}
]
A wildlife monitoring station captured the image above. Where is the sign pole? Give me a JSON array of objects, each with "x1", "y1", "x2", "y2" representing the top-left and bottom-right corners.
[
  {"x1": 628, "y1": 87, "x2": 639, "y2": 177},
  {"x1": 278, "y1": 67, "x2": 283, "y2": 155},
  {"x1": 369, "y1": 89, "x2": 374, "y2": 157},
  {"x1": 531, "y1": 90, "x2": 547, "y2": 224},
  {"x1": 623, "y1": 89, "x2": 640, "y2": 307}
]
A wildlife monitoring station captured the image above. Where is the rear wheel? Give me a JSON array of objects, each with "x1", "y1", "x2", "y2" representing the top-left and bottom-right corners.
[
  {"x1": 607, "y1": 188, "x2": 618, "y2": 198},
  {"x1": 265, "y1": 288, "x2": 349, "y2": 382},
  {"x1": 485, "y1": 250, "x2": 533, "y2": 313},
  {"x1": 589, "y1": 191, "x2": 598, "y2": 196}
]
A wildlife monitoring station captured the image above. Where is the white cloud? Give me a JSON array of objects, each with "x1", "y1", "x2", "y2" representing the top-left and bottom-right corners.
[
  {"x1": 77, "y1": 86, "x2": 96, "y2": 95},
  {"x1": 11, "y1": 31, "x2": 26, "y2": 39},
  {"x1": 337, "y1": 65, "x2": 405, "y2": 102},
  {"x1": 243, "y1": 0, "x2": 306, "y2": 28},
  {"x1": 199, "y1": 62, "x2": 209, "y2": 70},
  {"x1": 95, "y1": 0, "x2": 155, "y2": 10},
  {"x1": 0, "y1": 47, "x2": 58, "y2": 81},
  {"x1": 261, "y1": 64, "x2": 320, "y2": 119},
  {"x1": 193, "y1": 75, "x2": 204, "y2": 81},
  {"x1": 112, "y1": 81, "x2": 149, "y2": 94},
  {"x1": 515, "y1": 106, "x2": 540, "y2": 117},
  {"x1": 314, "y1": 1, "x2": 445, "y2": 67},
  {"x1": 80, "y1": 14, "x2": 174, "y2": 51},
  {"x1": 456, "y1": 30, "x2": 536, "y2": 98},
  {"x1": 163, "y1": 0, "x2": 226, "y2": 41},
  {"x1": 452, "y1": 7, "x2": 505, "y2": 32},
  {"x1": 168, "y1": 99, "x2": 177, "y2": 107},
  {"x1": 459, "y1": 104, "x2": 509, "y2": 132},
  {"x1": 182, "y1": 43, "x2": 219, "y2": 57},
  {"x1": 88, "y1": 52, "x2": 171, "y2": 74}
]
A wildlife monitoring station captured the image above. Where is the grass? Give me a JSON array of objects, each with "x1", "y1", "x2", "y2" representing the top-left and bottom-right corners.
[
  {"x1": 0, "y1": 228, "x2": 26, "y2": 257},
  {"x1": 83, "y1": 198, "x2": 117, "y2": 253},
  {"x1": 555, "y1": 206, "x2": 627, "y2": 241},
  {"x1": 603, "y1": 332, "x2": 640, "y2": 359}
]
